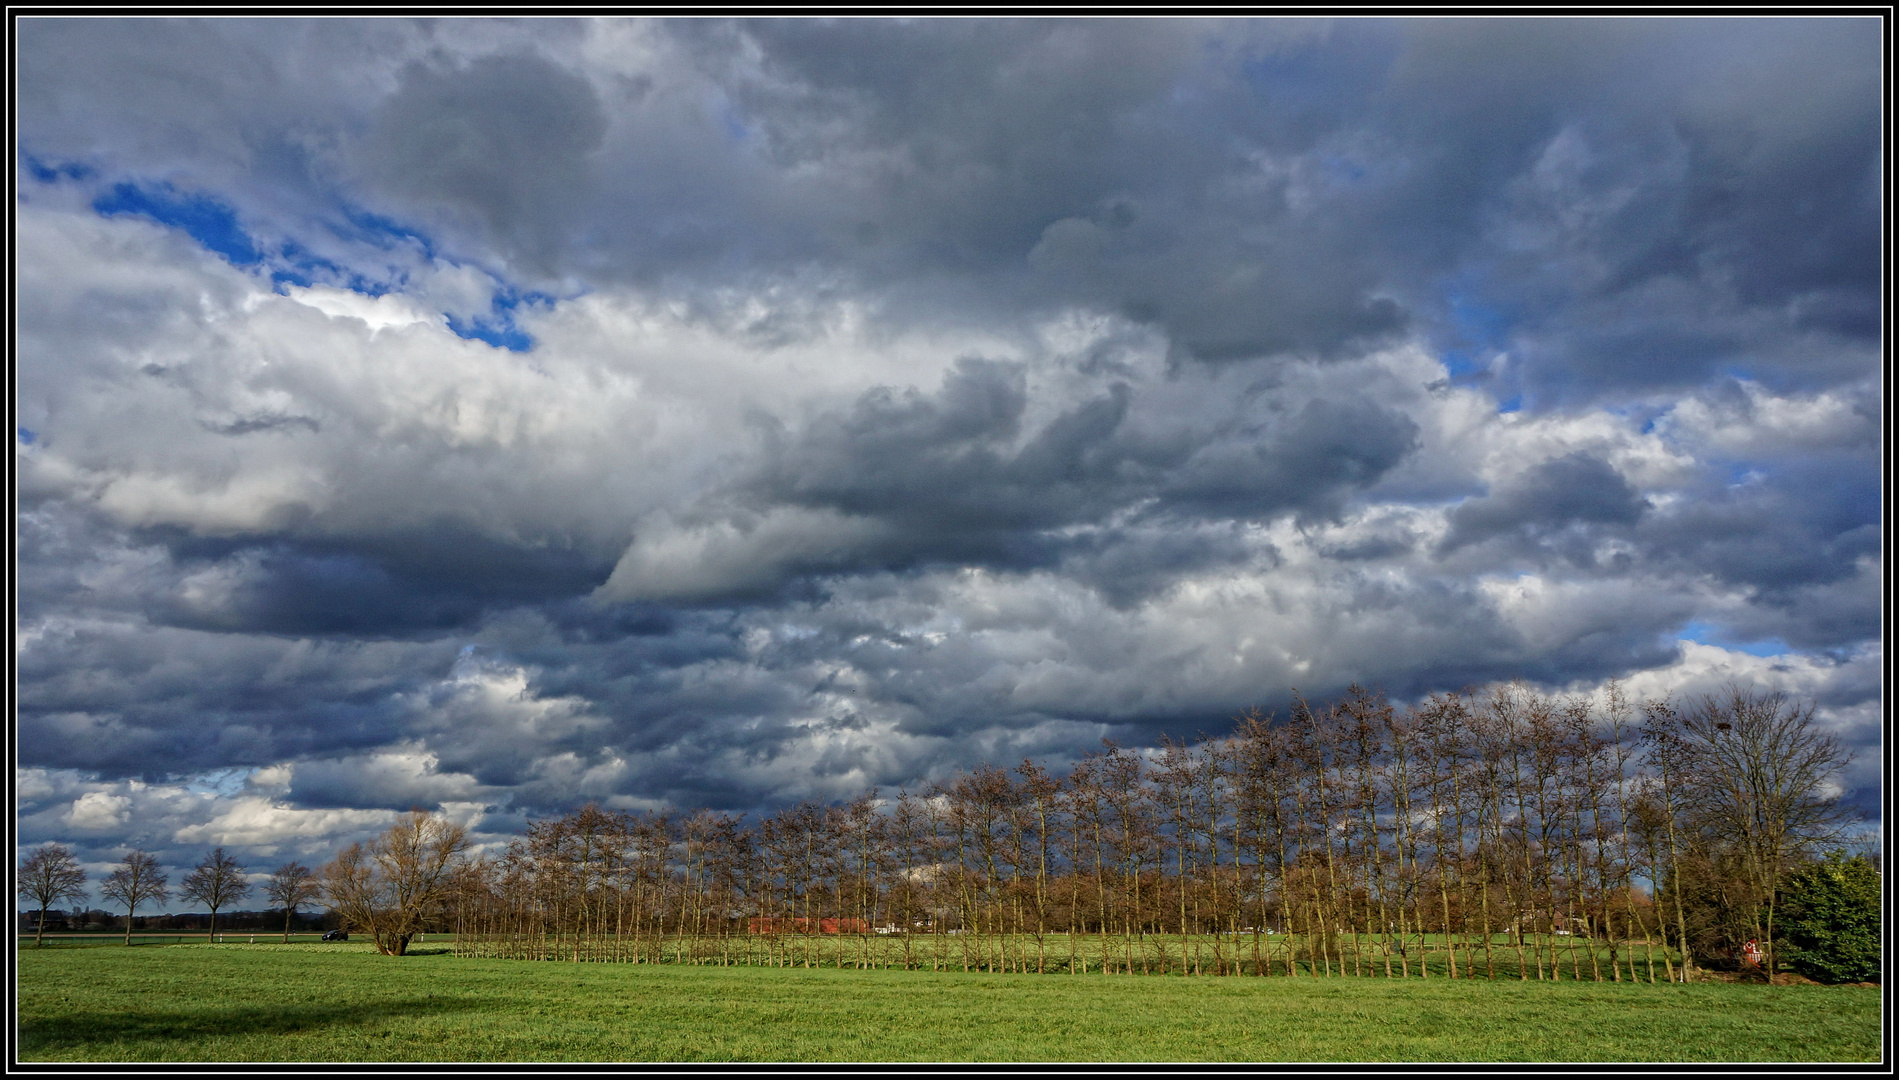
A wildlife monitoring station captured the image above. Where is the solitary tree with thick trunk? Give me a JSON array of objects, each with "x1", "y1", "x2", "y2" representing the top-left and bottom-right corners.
[
  {"x1": 266, "y1": 861, "x2": 322, "y2": 942},
  {"x1": 322, "y1": 810, "x2": 469, "y2": 956},
  {"x1": 18, "y1": 844, "x2": 88, "y2": 946},
  {"x1": 182, "y1": 847, "x2": 251, "y2": 941},
  {"x1": 100, "y1": 850, "x2": 169, "y2": 946}
]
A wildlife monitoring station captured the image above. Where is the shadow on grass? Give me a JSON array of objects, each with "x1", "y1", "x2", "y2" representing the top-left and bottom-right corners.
[{"x1": 20, "y1": 996, "x2": 484, "y2": 1054}]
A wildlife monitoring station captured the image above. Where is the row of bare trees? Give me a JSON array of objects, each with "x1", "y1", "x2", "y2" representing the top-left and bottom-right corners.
[
  {"x1": 18, "y1": 844, "x2": 328, "y2": 946},
  {"x1": 21, "y1": 682, "x2": 1850, "y2": 977},
  {"x1": 451, "y1": 682, "x2": 1855, "y2": 981},
  {"x1": 19, "y1": 815, "x2": 465, "y2": 956}
]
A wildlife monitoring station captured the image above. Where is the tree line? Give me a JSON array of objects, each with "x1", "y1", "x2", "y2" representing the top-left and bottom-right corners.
[
  {"x1": 19, "y1": 681, "x2": 1865, "y2": 982},
  {"x1": 448, "y1": 682, "x2": 1861, "y2": 982},
  {"x1": 18, "y1": 845, "x2": 325, "y2": 946}
]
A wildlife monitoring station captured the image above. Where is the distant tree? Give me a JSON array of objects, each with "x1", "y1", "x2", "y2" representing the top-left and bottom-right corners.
[
  {"x1": 18, "y1": 844, "x2": 89, "y2": 947},
  {"x1": 181, "y1": 847, "x2": 251, "y2": 941},
  {"x1": 266, "y1": 861, "x2": 323, "y2": 943},
  {"x1": 1777, "y1": 852, "x2": 1880, "y2": 984},
  {"x1": 100, "y1": 851, "x2": 169, "y2": 946},
  {"x1": 322, "y1": 810, "x2": 469, "y2": 956}
]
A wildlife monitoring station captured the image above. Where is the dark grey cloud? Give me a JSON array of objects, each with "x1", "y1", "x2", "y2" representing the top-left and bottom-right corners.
[
  {"x1": 606, "y1": 361, "x2": 1424, "y2": 604},
  {"x1": 1163, "y1": 398, "x2": 1420, "y2": 521},
  {"x1": 13, "y1": 18, "x2": 1881, "y2": 878},
  {"x1": 1440, "y1": 452, "x2": 1648, "y2": 555},
  {"x1": 16, "y1": 617, "x2": 455, "y2": 778},
  {"x1": 362, "y1": 54, "x2": 608, "y2": 273},
  {"x1": 17, "y1": 18, "x2": 1880, "y2": 383},
  {"x1": 1633, "y1": 463, "x2": 1881, "y2": 650}
]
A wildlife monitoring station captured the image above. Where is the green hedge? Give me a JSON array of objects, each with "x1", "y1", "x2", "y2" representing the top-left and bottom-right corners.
[{"x1": 1777, "y1": 852, "x2": 1881, "y2": 984}]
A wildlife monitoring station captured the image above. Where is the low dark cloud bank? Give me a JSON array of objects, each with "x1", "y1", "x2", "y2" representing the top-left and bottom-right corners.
[{"x1": 13, "y1": 17, "x2": 1881, "y2": 886}]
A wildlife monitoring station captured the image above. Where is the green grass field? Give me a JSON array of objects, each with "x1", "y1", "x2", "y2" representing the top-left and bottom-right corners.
[
  {"x1": 18, "y1": 929, "x2": 1695, "y2": 979},
  {"x1": 16, "y1": 940, "x2": 1880, "y2": 1063}
]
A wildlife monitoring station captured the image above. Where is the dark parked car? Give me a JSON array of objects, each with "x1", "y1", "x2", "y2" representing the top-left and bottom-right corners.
[{"x1": 321, "y1": 928, "x2": 349, "y2": 941}]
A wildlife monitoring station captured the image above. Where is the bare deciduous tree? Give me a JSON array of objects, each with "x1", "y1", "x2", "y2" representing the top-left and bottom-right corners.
[
  {"x1": 1653, "y1": 685, "x2": 1852, "y2": 977},
  {"x1": 442, "y1": 681, "x2": 1861, "y2": 986},
  {"x1": 100, "y1": 850, "x2": 169, "y2": 946},
  {"x1": 18, "y1": 844, "x2": 89, "y2": 946},
  {"x1": 181, "y1": 847, "x2": 251, "y2": 940},
  {"x1": 266, "y1": 861, "x2": 322, "y2": 943}
]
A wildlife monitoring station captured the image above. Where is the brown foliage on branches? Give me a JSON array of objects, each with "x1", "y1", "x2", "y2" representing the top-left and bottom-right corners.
[
  {"x1": 447, "y1": 681, "x2": 1858, "y2": 983},
  {"x1": 322, "y1": 810, "x2": 469, "y2": 956}
]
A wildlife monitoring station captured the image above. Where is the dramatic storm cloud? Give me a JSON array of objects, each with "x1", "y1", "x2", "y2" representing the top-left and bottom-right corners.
[{"x1": 15, "y1": 17, "x2": 1882, "y2": 895}]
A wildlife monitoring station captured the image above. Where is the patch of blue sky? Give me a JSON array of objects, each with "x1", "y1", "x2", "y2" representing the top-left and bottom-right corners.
[
  {"x1": 92, "y1": 180, "x2": 545, "y2": 351},
  {"x1": 22, "y1": 153, "x2": 95, "y2": 184},
  {"x1": 325, "y1": 207, "x2": 561, "y2": 349},
  {"x1": 1678, "y1": 620, "x2": 1791, "y2": 658},
  {"x1": 17, "y1": 428, "x2": 37, "y2": 445},
  {"x1": 96, "y1": 184, "x2": 383, "y2": 295},
  {"x1": 446, "y1": 313, "x2": 534, "y2": 351},
  {"x1": 330, "y1": 205, "x2": 438, "y2": 260},
  {"x1": 1438, "y1": 348, "x2": 1484, "y2": 379},
  {"x1": 94, "y1": 181, "x2": 263, "y2": 266},
  {"x1": 1445, "y1": 290, "x2": 1515, "y2": 351},
  {"x1": 1603, "y1": 402, "x2": 1671, "y2": 438},
  {"x1": 443, "y1": 283, "x2": 552, "y2": 351},
  {"x1": 180, "y1": 766, "x2": 256, "y2": 799},
  {"x1": 269, "y1": 239, "x2": 395, "y2": 297},
  {"x1": 1434, "y1": 280, "x2": 1534, "y2": 414},
  {"x1": 491, "y1": 284, "x2": 557, "y2": 314},
  {"x1": 447, "y1": 310, "x2": 534, "y2": 351}
]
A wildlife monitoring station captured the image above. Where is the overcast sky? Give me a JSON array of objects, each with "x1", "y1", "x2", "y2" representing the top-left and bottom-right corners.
[{"x1": 15, "y1": 17, "x2": 1883, "y2": 905}]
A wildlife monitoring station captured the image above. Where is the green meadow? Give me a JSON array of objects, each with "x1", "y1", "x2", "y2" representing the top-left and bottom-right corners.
[{"x1": 16, "y1": 940, "x2": 1880, "y2": 1063}]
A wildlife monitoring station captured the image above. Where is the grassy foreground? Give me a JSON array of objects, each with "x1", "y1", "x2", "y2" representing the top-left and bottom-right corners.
[{"x1": 16, "y1": 942, "x2": 1880, "y2": 1063}]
